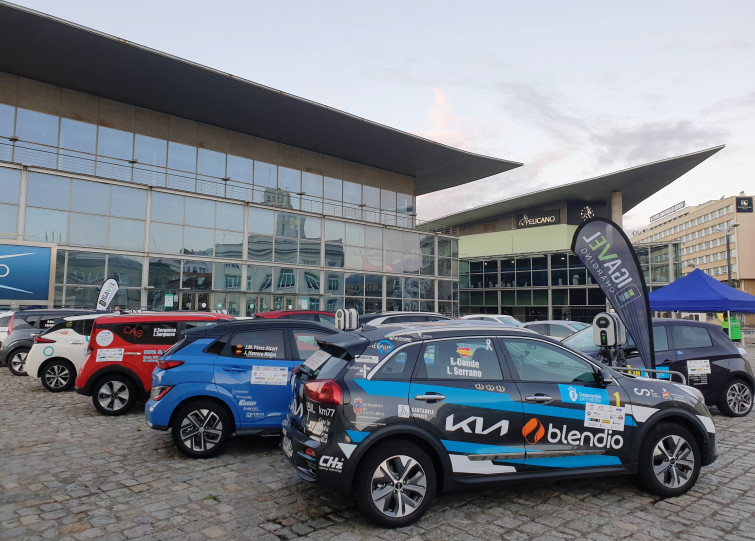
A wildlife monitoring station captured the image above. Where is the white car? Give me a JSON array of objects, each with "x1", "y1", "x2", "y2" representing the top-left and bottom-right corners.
[
  {"x1": 460, "y1": 314, "x2": 524, "y2": 327},
  {"x1": 26, "y1": 314, "x2": 104, "y2": 392},
  {"x1": 0, "y1": 310, "x2": 14, "y2": 345}
]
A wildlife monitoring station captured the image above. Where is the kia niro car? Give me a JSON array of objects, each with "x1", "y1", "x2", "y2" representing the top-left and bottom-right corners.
[
  {"x1": 282, "y1": 321, "x2": 717, "y2": 527},
  {"x1": 146, "y1": 319, "x2": 338, "y2": 458}
]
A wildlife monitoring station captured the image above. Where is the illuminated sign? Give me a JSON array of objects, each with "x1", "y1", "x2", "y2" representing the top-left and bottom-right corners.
[
  {"x1": 736, "y1": 197, "x2": 753, "y2": 213},
  {"x1": 0, "y1": 242, "x2": 55, "y2": 302},
  {"x1": 650, "y1": 201, "x2": 685, "y2": 222},
  {"x1": 515, "y1": 210, "x2": 561, "y2": 229}
]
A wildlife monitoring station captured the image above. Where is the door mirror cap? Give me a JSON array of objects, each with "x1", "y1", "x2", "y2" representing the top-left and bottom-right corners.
[{"x1": 598, "y1": 367, "x2": 616, "y2": 387}]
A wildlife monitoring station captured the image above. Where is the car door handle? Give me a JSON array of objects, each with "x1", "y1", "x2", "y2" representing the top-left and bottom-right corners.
[
  {"x1": 414, "y1": 394, "x2": 446, "y2": 402},
  {"x1": 525, "y1": 394, "x2": 553, "y2": 403},
  {"x1": 71, "y1": 341, "x2": 84, "y2": 345},
  {"x1": 222, "y1": 366, "x2": 246, "y2": 372},
  {"x1": 124, "y1": 352, "x2": 141, "y2": 356}
]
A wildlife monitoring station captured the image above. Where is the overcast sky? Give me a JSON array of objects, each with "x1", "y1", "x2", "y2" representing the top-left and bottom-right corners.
[{"x1": 11, "y1": 0, "x2": 755, "y2": 230}]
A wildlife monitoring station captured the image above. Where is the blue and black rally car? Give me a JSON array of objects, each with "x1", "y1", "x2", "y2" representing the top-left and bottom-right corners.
[{"x1": 282, "y1": 321, "x2": 717, "y2": 527}]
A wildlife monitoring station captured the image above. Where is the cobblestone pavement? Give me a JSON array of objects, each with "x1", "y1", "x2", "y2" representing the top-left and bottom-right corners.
[{"x1": 2, "y1": 346, "x2": 755, "y2": 541}]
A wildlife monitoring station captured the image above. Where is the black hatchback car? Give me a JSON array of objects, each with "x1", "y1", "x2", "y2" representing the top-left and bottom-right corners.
[
  {"x1": 282, "y1": 322, "x2": 717, "y2": 527},
  {"x1": 562, "y1": 318, "x2": 754, "y2": 417}
]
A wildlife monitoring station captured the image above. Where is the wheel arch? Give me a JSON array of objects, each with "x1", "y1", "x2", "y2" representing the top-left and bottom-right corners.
[
  {"x1": 344, "y1": 424, "x2": 452, "y2": 494},
  {"x1": 629, "y1": 408, "x2": 715, "y2": 467},
  {"x1": 88, "y1": 366, "x2": 146, "y2": 398},
  {"x1": 39, "y1": 356, "x2": 75, "y2": 377},
  {"x1": 169, "y1": 394, "x2": 237, "y2": 434}
]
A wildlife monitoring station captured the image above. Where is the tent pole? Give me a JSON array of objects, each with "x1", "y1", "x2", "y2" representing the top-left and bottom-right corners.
[{"x1": 727, "y1": 310, "x2": 731, "y2": 339}]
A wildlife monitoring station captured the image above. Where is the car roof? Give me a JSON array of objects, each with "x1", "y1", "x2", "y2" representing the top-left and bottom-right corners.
[
  {"x1": 182, "y1": 318, "x2": 338, "y2": 337},
  {"x1": 254, "y1": 310, "x2": 334, "y2": 318},
  {"x1": 61, "y1": 313, "x2": 114, "y2": 322},
  {"x1": 360, "y1": 311, "x2": 447, "y2": 322},
  {"x1": 92, "y1": 312, "x2": 234, "y2": 324}
]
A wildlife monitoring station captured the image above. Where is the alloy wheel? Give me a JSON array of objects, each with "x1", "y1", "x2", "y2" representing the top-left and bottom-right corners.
[
  {"x1": 97, "y1": 380, "x2": 130, "y2": 412},
  {"x1": 178, "y1": 408, "x2": 224, "y2": 453},
  {"x1": 652, "y1": 434, "x2": 696, "y2": 489},
  {"x1": 370, "y1": 454, "x2": 428, "y2": 518},
  {"x1": 726, "y1": 382, "x2": 753, "y2": 415},
  {"x1": 44, "y1": 364, "x2": 71, "y2": 390}
]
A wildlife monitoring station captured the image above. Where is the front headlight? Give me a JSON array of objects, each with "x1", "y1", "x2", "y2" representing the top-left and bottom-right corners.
[{"x1": 677, "y1": 383, "x2": 703, "y2": 402}]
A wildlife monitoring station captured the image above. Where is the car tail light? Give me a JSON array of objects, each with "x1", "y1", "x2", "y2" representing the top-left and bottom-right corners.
[
  {"x1": 304, "y1": 380, "x2": 343, "y2": 405},
  {"x1": 157, "y1": 360, "x2": 185, "y2": 370},
  {"x1": 34, "y1": 336, "x2": 56, "y2": 344},
  {"x1": 150, "y1": 385, "x2": 173, "y2": 401},
  {"x1": 7, "y1": 313, "x2": 15, "y2": 334},
  {"x1": 86, "y1": 323, "x2": 97, "y2": 355}
]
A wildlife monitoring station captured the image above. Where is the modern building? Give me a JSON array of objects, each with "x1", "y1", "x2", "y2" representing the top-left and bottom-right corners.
[
  {"x1": 631, "y1": 194, "x2": 754, "y2": 323},
  {"x1": 0, "y1": 2, "x2": 524, "y2": 316},
  {"x1": 422, "y1": 149, "x2": 722, "y2": 322}
]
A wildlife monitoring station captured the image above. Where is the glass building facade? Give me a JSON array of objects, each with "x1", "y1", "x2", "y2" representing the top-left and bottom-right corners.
[
  {"x1": 459, "y1": 244, "x2": 679, "y2": 322},
  {"x1": 0, "y1": 80, "x2": 459, "y2": 316}
]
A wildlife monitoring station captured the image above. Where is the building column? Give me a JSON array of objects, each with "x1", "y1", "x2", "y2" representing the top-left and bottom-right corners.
[{"x1": 611, "y1": 191, "x2": 623, "y2": 227}]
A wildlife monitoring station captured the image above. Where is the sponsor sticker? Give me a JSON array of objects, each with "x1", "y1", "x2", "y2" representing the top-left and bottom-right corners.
[
  {"x1": 251, "y1": 365, "x2": 288, "y2": 385},
  {"x1": 355, "y1": 355, "x2": 379, "y2": 364},
  {"x1": 584, "y1": 404, "x2": 625, "y2": 432},
  {"x1": 398, "y1": 404, "x2": 411, "y2": 418},
  {"x1": 96, "y1": 330, "x2": 114, "y2": 347},
  {"x1": 96, "y1": 348, "x2": 124, "y2": 362},
  {"x1": 303, "y1": 350, "x2": 330, "y2": 371},
  {"x1": 282, "y1": 437, "x2": 293, "y2": 458},
  {"x1": 559, "y1": 384, "x2": 608, "y2": 405},
  {"x1": 688, "y1": 359, "x2": 711, "y2": 376}
]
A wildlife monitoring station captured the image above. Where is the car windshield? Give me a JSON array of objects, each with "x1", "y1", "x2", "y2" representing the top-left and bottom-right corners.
[
  {"x1": 563, "y1": 326, "x2": 637, "y2": 353},
  {"x1": 570, "y1": 322, "x2": 590, "y2": 330}
]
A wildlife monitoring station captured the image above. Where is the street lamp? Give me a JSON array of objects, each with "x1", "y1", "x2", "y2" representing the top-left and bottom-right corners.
[{"x1": 717, "y1": 223, "x2": 740, "y2": 286}]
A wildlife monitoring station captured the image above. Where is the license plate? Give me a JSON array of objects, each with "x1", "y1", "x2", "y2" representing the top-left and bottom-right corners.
[{"x1": 282, "y1": 436, "x2": 293, "y2": 458}]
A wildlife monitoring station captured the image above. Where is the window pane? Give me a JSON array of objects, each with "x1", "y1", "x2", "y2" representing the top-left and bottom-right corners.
[
  {"x1": 381, "y1": 189, "x2": 396, "y2": 211},
  {"x1": 324, "y1": 219, "x2": 345, "y2": 242},
  {"x1": 0, "y1": 167, "x2": 21, "y2": 204},
  {"x1": 71, "y1": 179, "x2": 110, "y2": 214},
  {"x1": 278, "y1": 167, "x2": 301, "y2": 193},
  {"x1": 134, "y1": 134, "x2": 167, "y2": 167},
  {"x1": 502, "y1": 338, "x2": 595, "y2": 383},
  {"x1": 418, "y1": 339, "x2": 502, "y2": 380},
  {"x1": 16, "y1": 108, "x2": 58, "y2": 146},
  {"x1": 345, "y1": 273, "x2": 364, "y2": 295},
  {"x1": 0, "y1": 204, "x2": 18, "y2": 238},
  {"x1": 60, "y1": 118, "x2": 96, "y2": 153},
  {"x1": 0, "y1": 104, "x2": 14, "y2": 137},
  {"x1": 97, "y1": 126, "x2": 133, "y2": 160},
  {"x1": 397, "y1": 193, "x2": 413, "y2": 214},
  {"x1": 276, "y1": 212, "x2": 299, "y2": 238},
  {"x1": 345, "y1": 223, "x2": 365, "y2": 246},
  {"x1": 248, "y1": 265, "x2": 274, "y2": 292},
  {"x1": 109, "y1": 218, "x2": 145, "y2": 251},
  {"x1": 343, "y1": 181, "x2": 361, "y2": 205},
  {"x1": 108, "y1": 254, "x2": 143, "y2": 287},
  {"x1": 364, "y1": 248, "x2": 382, "y2": 271},
  {"x1": 70, "y1": 214, "x2": 108, "y2": 247},
  {"x1": 182, "y1": 260, "x2": 213, "y2": 290},
  {"x1": 215, "y1": 230, "x2": 243, "y2": 259},
  {"x1": 670, "y1": 325, "x2": 713, "y2": 349},
  {"x1": 216, "y1": 202, "x2": 243, "y2": 231},
  {"x1": 324, "y1": 242, "x2": 344, "y2": 268},
  {"x1": 248, "y1": 207, "x2": 274, "y2": 235},
  {"x1": 167, "y1": 142, "x2": 197, "y2": 172},
  {"x1": 151, "y1": 192, "x2": 184, "y2": 224},
  {"x1": 299, "y1": 240, "x2": 321, "y2": 266},
  {"x1": 149, "y1": 222, "x2": 182, "y2": 254},
  {"x1": 183, "y1": 226, "x2": 214, "y2": 256},
  {"x1": 196, "y1": 148, "x2": 226, "y2": 178},
  {"x1": 214, "y1": 262, "x2": 242, "y2": 290},
  {"x1": 227, "y1": 155, "x2": 253, "y2": 183},
  {"x1": 365, "y1": 226, "x2": 382, "y2": 250},
  {"x1": 148, "y1": 257, "x2": 181, "y2": 289},
  {"x1": 254, "y1": 161, "x2": 276, "y2": 188},
  {"x1": 248, "y1": 234, "x2": 273, "y2": 261},
  {"x1": 66, "y1": 251, "x2": 106, "y2": 285},
  {"x1": 274, "y1": 238, "x2": 297, "y2": 263},
  {"x1": 111, "y1": 186, "x2": 147, "y2": 219},
  {"x1": 228, "y1": 330, "x2": 285, "y2": 360},
  {"x1": 184, "y1": 197, "x2": 215, "y2": 228},
  {"x1": 302, "y1": 172, "x2": 323, "y2": 198},
  {"x1": 27, "y1": 172, "x2": 70, "y2": 210},
  {"x1": 292, "y1": 329, "x2": 328, "y2": 360},
  {"x1": 300, "y1": 216, "x2": 321, "y2": 240},
  {"x1": 324, "y1": 176, "x2": 342, "y2": 201}
]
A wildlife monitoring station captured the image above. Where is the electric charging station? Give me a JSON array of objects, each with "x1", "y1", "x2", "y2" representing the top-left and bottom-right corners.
[
  {"x1": 335, "y1": 308, "x2": 360, "y2": 331},
  {"x1": 592, "y1": 312, "x2": 627, "y2": 366}
]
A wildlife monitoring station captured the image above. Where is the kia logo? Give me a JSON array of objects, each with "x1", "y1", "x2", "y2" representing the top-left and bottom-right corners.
[{"x1": 522, "y1": 418, "x2": 545, "y2": 443}]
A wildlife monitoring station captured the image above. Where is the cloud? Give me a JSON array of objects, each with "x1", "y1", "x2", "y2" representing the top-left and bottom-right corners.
[
  {"x1": 702, "y1": 91, "x2": 755, "y2": 115},
  {"x1": 589, "y1": 120, "x2": 728, "y2": 168}
]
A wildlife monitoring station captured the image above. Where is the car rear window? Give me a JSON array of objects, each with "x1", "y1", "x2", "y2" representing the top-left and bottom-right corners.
[
  {"x1": 113, "y1": 322, "x2": 180, "y2": 345},
  {"x1": 0, "y1": 315, "x2": 11, "y2": 327},
  {"x1": 671, "y1": 325, "x2": 713, "y2": 349}
]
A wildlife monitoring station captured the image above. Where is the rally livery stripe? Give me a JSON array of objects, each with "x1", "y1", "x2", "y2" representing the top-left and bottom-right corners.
[
  {"x1": 449, "y1": 455, "x2": 517, "y2": 474},
  {"x1": 495, "y1": 455, "x2": 622, "y2": 468},
  {"x1": 441, "y1": 439, "x2": 526, "y2": 455}
]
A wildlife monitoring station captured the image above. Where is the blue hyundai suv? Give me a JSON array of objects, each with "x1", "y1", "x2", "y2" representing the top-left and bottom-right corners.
[
  {"x1": 146, "y1": 319, "x2": 338, "y2": 458},
  {"x1": 282, "y1": 321, "x2": 717, "y2": 527}
]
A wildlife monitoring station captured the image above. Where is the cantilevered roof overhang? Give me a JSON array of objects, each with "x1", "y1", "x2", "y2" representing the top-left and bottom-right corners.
[
  {"x1": 0, "y1": 2, "x2": 522, "y2": 196},
  {"x1": 425, "y1": 146, "x2": 724, "y2": 227}
]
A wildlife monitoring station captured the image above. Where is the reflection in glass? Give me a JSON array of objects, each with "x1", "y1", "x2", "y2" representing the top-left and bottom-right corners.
[
  {"x1": 248, "y1": 265, "x2": 273, "y2": 292},
  {"x1": 274, "y1": 237, "x2": 297, "y2": 263},
  {"x1": 182, "y1": 260, "x2": 213, "y2": 290},
  {"x1": 247, "y1": 234, "x2": 273, "y2": 261},
  {"x1": 403, "y1": 252, "x2": 421, "y2": 274},
  {"x1": 69, "y1": 214, "x2": 108, "y2": 247},
  {"x1": 63, "y1": 286, "x2": 99, "y2": 308},
  {"x1": 60, "y1": 119, "x2": 96, "y2": 153},
  {"x1": 132, "y1": 164, "x2": 166, "y2": 186},
  {"x1": 28, "y1": 172, "x2": 70, "y2": 210},
  {"x1": 216, "y1": 202, "x2": 243, "y2": 231},
  {"x1": 300, "y1": 216, "x2": 321, "y2": 239},
  {"x1": 385, "y1": 229, "x2": 402, "y2": 251},
  {"x1": 108, "y1": 254, "x2": 143, "y2": 287},
  {"x1": 66, "y1": 251, "x2": 106, "y2": 285},
  {"x1": 325, "y1": 272, "x2": 344, "y2": 295},
  {"x1": 168, "y1": 142, "x2": 197, "y2": 172},
  {"x1": 16, "y1": 108, "x2": 58, "y2": 146},
  {"x1": 301, "y1": 172, "x2": 323, "y2": 198},
  {"x1": 98, "y1": 126, "x2": 133, "y2": 160},
  {"x1": 213, "y1": 262, "x2": 242, "y2": 290},
  {"x1": 385, "y1": 251, "x2": 402, "y2": 274},
  {"x1": 0, "y1": 204, "x2": 17, "y2": 238},
  {"x1": 276, "y1": 212, "x2": 299, "y2": 238},
  {"x1": 324, "y1": 242, "x2": 344, "y2": 268},
  {"x1": 345, "y1": 223, "x2": 365, "y2": 246},
  {"x1": 25, "y1": 207, "x2": 67, "y2": 244},
  {"x1": 58, "y1": 149, "x2": 95, "y2": 176},
  {"x1": 301, "y1": 270, "x2": 321, "y2": 293},
  {"x1": 397, "y1": 193, "x2": 413, "y2": 214},
  {"x1": 227, "y1": 155, "x2": 253, "y2": 183},
  {"x1": 151, "y1": 192, "x2": 184, "y2": 224},
  {"x1": 0, "y1": 167, "x2": 21, "y2": 204},
  {"x1": 324, "y1": 220, "x2": 345, "y2": 242},
  {"x1": 0, "y1": 104, "x2": 14, "y2": 137},
  {"x1": 248, "y1": 207, "x2": 274, "y2": 235},
  {"x1": 184, "y1": 197, "x2": 215, "y2": 228},
  {"x1": 254, "y1": 161, "x2": 276, "y2": 188},
  {"x1": 214, "y1": 230, "x2": 243, "y2": 259},
  {"x1": 299, "y1": 240, "x2": 321, "y2": 266},
  {"x1": 324, "y1": 177, "x2": 342, "y2": 201},
  {"x1": 108, "y1": 218, "x2": 145, "y2": 251},
  {"x1": 343, "y1": 181, "x2": 361, "y2": 205},
  {"x1": 344, "y1": 246, "x2": 364, "y2": 270},
  {"x1": 149, "y1": 222, "x2": 182, "y2": 254},
  {"x1": 364, "y1": 275, "x2": 382, "y2": 297},
  {"x1": 134, "y1": 134, "x2": 167, "y2": 166},
  {"x1": 149, "y1": 258, "x2": 181, "y2": 289},
  {"x1": 365, "y1": 226, "x2": 382, "y2": 250},
  {"x1": 111, "y1": 186, "x2": 147, "y2": 219},
  {"x1": 197, "y1": 148, "x2": 226, "y2": 178},
  {"x1": 363, "y1": 248, "x2": 382, "y2": 272},
  {"x1": 381, "y1": 189, "x2": 396, "y2": 212},
  {"x1": 14, "y1": 141, "x2": 57, "y2": 169},
  {"x1": 71, "y1": 179, "x2": 109, "y2": 214},
  {"x1": 183, "y1": 226, "x2": 214, "y2": 256},
  {"x1": 278, "y1": 167, "x2": 301, "y2": 194}
]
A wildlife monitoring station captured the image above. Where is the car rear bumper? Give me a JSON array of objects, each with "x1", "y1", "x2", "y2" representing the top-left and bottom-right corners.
[{"x1": 281, "y1": 423, "x2": 320, "y2": 483}]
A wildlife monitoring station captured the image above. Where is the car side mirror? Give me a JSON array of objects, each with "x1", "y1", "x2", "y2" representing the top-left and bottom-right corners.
[{"x1": 597, "y1": 367, "x2": 616, "y2": 387}]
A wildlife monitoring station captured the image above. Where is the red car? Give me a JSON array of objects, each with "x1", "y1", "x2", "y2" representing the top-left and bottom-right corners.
[
  {"x1": 75, "y1": 312, "x2": 233, "y2": 416},
  {"x1": 253, "y1": 310, "x2": 335, "y2": 328}
]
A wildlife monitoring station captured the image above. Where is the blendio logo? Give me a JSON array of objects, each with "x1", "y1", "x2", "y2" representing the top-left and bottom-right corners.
[
  {"x1": 445, "y1": 414, "x2": 509, "y2": 436},
  {"x1": 523, "y1": 418, "x2": 623, "y2": 449}
]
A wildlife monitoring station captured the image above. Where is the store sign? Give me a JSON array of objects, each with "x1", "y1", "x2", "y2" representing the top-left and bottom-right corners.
[
  {"x1": 736, "y1": 197, "x2": 753, "y2": 213},
  {"x1": 650, "y1": 201, "x2": 685, "y2": 222},
  {"x1": 515, "y1": 210, "x2": 560, "y2": 229},
  {"x1": 0, "y1": 243, "x2": 54, "y2": 301}
]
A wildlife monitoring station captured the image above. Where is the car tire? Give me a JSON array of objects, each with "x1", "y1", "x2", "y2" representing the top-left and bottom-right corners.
[
  {"x1": 718, "y1": 378, "x2": 753, "y2": 417},
  {"x1": 637, "y1": 422, "x2": 700, "y2": 498},
  {"x1": 92, "y1": 374, "x2": 137, "y2": 416},
  {"x1": 8, "y1": 348, "x2": 29, "y2": 376},
  {"x1": 40, "y1": 359, "x2": 76, "y2": 392},
  {"x1": 354, "y1": 440, "x2": 436, "y2": 528},
  {"x1": 171, "y1": 400, "x2": 232, "y2": 459}
]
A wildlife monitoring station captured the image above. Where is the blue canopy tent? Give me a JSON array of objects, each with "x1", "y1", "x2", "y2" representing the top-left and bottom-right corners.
[{"x1": 649, "y1": 269, "x2": 755, "y2": 313}]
